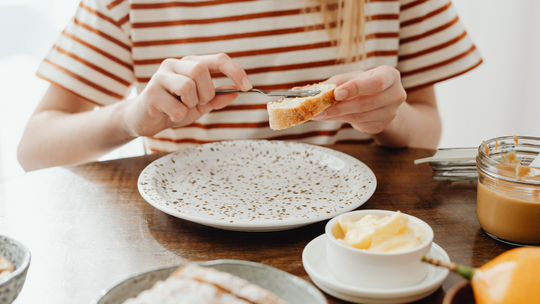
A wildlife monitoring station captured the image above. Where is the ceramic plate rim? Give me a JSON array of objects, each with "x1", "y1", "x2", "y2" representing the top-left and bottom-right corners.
[
  {"x1": 302, "y1": 234, "x2": 450, "y2": 297},
  {"x1": 0, "y1": 234, "x2": 32, "y2": 287},
  {"x1": 310, "y1": 278, "x2": 439, "y2": 304},
  {"x1": 137, "y1": 140, "x2": 377, "y2": 230},
  {"x1": 91, "y1": 259, "x2": 327, "y2": 304}
]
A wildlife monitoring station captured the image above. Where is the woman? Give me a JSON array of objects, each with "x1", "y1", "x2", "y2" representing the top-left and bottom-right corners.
[{"x1": 17, "y1": 0, "x2": 482, "y2": 171}]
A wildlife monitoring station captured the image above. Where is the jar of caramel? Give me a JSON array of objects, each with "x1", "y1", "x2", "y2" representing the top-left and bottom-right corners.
[{"x1": 476, "y1": 136, "x2": 540, "y2": 246}]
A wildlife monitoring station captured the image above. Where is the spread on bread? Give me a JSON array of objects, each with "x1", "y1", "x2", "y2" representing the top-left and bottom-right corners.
[
  {"x1": 122, "y1": 264, "x2": 290, "y2": 304},
  {"x1": 0, "y1": 253, "x2": 15, "y2": 281},
  {"x1": 267, "y1": 83, "x2": 338, "y2": 130}
]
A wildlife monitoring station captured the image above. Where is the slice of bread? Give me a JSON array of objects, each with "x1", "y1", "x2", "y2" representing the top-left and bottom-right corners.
[
  {"x1": 171, "y1": 264, "x2": 289, "y2": 304},
  {"x1": 122, "y1": 264, "x2": 290, "y2": 304},
  {"x1": 122, "y1": 277, "x2": 251, "y2": 304},
  {"x1": 267, "y1": 83, "x2": 338, "y2": 130}
]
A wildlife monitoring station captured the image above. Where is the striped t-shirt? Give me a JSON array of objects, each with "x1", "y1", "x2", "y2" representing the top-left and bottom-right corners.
[{"x1": 36, "y1": 0, "x2": 482, "y2": 153}]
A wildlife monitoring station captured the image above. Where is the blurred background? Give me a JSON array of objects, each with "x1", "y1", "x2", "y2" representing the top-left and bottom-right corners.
[{"x1": 0, "y1": 0, "x2": 539, "y2": 178}]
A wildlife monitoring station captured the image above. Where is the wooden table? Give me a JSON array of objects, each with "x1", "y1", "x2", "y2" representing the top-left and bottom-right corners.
[{"x1": 0, "y1": 144, "x2": 515, "y2": 304}]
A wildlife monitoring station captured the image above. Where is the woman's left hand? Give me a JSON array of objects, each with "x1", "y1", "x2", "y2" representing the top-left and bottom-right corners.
[{"x1": 313, "y1": 65, "x2": 407, "y2": 135}]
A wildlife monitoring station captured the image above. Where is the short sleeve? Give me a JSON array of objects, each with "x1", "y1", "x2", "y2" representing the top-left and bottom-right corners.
[
  {"x1": 36, "y1": 0, "x2": 134, "y2": 106},
  {"x1": 397, "y1": 0, "x2": 482, "y2": 91}
]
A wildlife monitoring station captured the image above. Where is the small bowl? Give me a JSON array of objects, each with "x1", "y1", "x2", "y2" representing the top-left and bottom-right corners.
[
  {"x1": 325, "y1": 210, "x2": 434, "y2": 289},
  {"x1": 0, "y1": 235, "x2": 31, "y2": 304},
  {"x1": 443, "y1": 280, "x2": 476, "y2": 304}
]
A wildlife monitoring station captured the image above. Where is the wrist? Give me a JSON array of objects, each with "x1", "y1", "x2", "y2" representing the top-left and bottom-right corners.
[{"x1": 114, "y1": 100, "x2": 140, "y2": 140}]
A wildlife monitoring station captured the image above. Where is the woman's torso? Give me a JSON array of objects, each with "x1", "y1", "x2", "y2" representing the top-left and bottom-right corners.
[{"x1": 119, "y1": 0, "x2": 401, "y2": 152}]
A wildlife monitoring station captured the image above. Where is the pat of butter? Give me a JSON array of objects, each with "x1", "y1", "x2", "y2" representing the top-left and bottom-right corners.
[{"x1": 337, "y1": 211, "x2": 422, "y2": 252}]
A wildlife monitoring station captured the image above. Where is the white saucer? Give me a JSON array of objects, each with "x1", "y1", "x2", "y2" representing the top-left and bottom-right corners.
[{"x1": 302, "y1": 235, "x2": 450, "y2": 304}]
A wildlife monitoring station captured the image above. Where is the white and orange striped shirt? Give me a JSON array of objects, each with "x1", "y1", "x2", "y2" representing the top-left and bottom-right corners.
[{"x1": 36, "y1": 0, "x2": 482, "y2": 153}]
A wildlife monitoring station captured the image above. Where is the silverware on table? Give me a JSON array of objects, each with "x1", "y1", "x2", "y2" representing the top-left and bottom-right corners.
[
  {"x1": 415, "y1": 148, "x2": 478, "y2": 181},
  {"x1": 215, "y1": 89, "x2": 321, "y2": 97}
]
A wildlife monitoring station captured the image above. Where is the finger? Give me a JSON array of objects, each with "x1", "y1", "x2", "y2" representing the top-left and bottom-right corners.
[
  {"x1": 318, "y1": 105, "x2": 398, "y2": 124},
  {"x1": 314, "y1": 85, "x2": 400, "y2": 120},
  {"x1": 158, "y1": 73, "x2": 200, "y2": 108},
  {"x1": 196, "y1": 91, "x2": 238, "y2": 115},
  {"x1": 317, "y1": 107, "x2": 396, "y2": 135},
  {"x1": 196, "y1": 85, "x2": 239, "y2": 113},
  {"x1": 334, "y1": 65, "x2": 399, "y2": 101},
  {"x1": 207, "y1": 85, "x2": 240, "y2": 110},
  {"x1": 169, "y1": 59, "x2": 215, "y2": 105},
  {"x1": 182, "y1": 53, "x2": 252, "y2": 91},
  {"x1": 322, "y1": 70, "x2": 367, "y2": 86},
  {"x1": 177, "y1": 86, "x2": 239, "y2": 125},
  {"x1": 154, "y1": 90, "x2": 189, "y2": 123},
  {"x1": 353, "y1": 121, "x2": 388, "y2": 135}
]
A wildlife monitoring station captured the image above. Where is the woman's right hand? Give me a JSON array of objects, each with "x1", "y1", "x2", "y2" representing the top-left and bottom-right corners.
[{"x1": 123, "y1": 53, "x2": 252, "y2": 137}]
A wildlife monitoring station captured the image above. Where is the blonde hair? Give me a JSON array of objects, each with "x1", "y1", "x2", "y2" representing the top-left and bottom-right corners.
[{"x1": 310, "y1": 0, "x2": 367, "y2": 63}]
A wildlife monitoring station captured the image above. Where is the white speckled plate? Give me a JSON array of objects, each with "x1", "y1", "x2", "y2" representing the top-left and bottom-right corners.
[{"x1": 138, "y1": 140, "x2": 376, "y2": 231}]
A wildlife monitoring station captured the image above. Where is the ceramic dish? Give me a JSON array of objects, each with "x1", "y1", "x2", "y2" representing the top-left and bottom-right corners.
[
  {"x1": 92, "y1": 259, "x2": 327, "y2": 304},
  {"x1": 443, "y1": 280, "x2": 475, "y2": 304},
  {"x1": 138, "y1": 140, "x2": 376, "y2": 232},
  {"x1": 324, "y1": 210, "x2": 434, "y2": 289},
  {"x1": 0, "y1": 235, "x2": 31, "y2": 304},
  {"x1": 302, "y1": 235, "x2": 450, "y2": 304}
]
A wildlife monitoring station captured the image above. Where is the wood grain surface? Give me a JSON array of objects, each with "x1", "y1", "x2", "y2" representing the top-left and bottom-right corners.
[{"x1": 0, "y1": 144, "x2": 515, "y2": 304}]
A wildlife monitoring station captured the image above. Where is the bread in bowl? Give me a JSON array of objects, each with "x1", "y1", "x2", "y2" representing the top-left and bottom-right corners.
[{"x1": 122, "y1": 264, "x2": 289, "y2": 304}]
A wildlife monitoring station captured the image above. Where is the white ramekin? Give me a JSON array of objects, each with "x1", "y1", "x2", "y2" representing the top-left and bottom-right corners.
[{"x1": 325, "y1": 210, "x2": 434, "y2": 289}]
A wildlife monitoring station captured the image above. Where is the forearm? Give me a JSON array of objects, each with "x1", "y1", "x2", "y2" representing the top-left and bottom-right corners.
[
  {"x1": 371, "y1": 100, "x2": 441, "y2": 149},
  {"x1": 17, "y1": 100, "x2": 136, "y2": 171}
]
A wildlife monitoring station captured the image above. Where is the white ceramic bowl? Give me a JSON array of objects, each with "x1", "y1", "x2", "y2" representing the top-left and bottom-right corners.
[
  {"x1": 325, "y1": 210, "x2": 434, "y2": 289},
  {"x1": 0, "y1": 235, "x2": 31, "y2": 304}
]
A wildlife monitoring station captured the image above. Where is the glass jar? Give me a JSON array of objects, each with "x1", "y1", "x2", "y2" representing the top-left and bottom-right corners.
[{"x1": 476, "y1": 136, "x2": 540, "y2": 246}]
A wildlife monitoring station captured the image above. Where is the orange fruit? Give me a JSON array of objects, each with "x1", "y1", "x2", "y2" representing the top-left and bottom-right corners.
[
  {"x1": 422, "y1": 247, "x2": 540, "y2": 304},
  {"x1": 471, "y1": 247, "x2": 540, "y2": 304}
]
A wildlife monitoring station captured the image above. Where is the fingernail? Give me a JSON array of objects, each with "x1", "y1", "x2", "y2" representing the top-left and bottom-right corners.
[
  {"x1": 335, "y1": 90, "x2": 348, "y2": 101},
  {"x1": 241, "y1": 77, "x2": 252, "y2": 91},
  {"x1": 313, "y1": 111, "x2": 326, "y2": 120}
]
